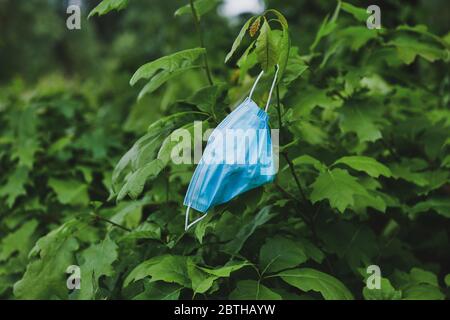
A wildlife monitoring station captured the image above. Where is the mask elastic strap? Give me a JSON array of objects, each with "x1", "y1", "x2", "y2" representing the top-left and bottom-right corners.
[
  {"x1": 185, "y1": 205, "x2": 208, "y2": 231},
  {"x1": 248, "y1": 69, "x2": 265, "y2": 100},
  {"x1": 264, "y1": 64, "x2": 279, "y2": 112}
]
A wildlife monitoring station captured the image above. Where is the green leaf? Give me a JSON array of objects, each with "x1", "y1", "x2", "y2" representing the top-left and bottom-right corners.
[
  {"x1": 338, "y1": 26, "x2": 379, "y2": 51},
  {"x1": 188, "y1": 261, "x2": 248, "y2": 294},
  {"x1": 259, "y1": 236, "x2": 308, "y2": 273},
  {"x1": 388, "y1": 34, "x2": 449, "y2": 64},
  {"x1": 112, "y1": 112, "x2": 204, "y2": 199},
  {"x1": 124, "y1": 255, "x2": 190, "y2": 287},
  {"x1": 389, "y1": 160, "x2": 430, "y2": 187},
  {"x1": 266, "y1": 9, "x2": 290, "y2": 78},
  {"x1": 130, "y1": 48, "x2": 205, "y2": 85},
  {"x1": 0, "y1": 166, "x2": 29, "y2": 208},
  {"x1": 116, "y1": 159, "x2": 165, "y2": 201},
  {"x1": 310, "y1": 169, "x2": 368, "y2": 213},
  {"x1": 186, "y1": 84, "x2": 225, "y2": 116},
  {"x1": 411, "y1": 198, "x2": 450, "y2": 218},
  {"x1": 259, "y1": 236, "x2": 325, "y2": 272},
  {"x1": 278, "y1": 268, "x2": 354, "y2": 300},
  {"x1": 10, "y1": 107, "x2": 40, "y2": 169},
  {"x1": 339, "y1": 104, "x2": 382, "y2": 142},
  {"x1": 130, "y1": 48, "x2": 206, "y2": 99},
  {"x1": 133, "y1": 281, "x2": 181, "y2": 300},
  {"x1": 77, "y1": 236, "x2": 118, "y2": 300},
  {"x1": 291, "y1": 86, "x2": 342, "y2": 117},
  {"x1": 444, "y1": 274, "x2": 450, "y2": 287},
  {"x1": 363, "y1": 278, "x2": 402, "y2": 300},
  {"x1": 223, "y1": 206, "x2": 277, "y2": 254},
  {"x1": 198, "y1": 261, "x2": 249, "y2": 277},
  {"x1": 292, "y1": 155, "x2": 327, "y2": 172},
  {"x1": 255, "y1": 19, "x2": 279, "y2": 71},
  {"x1": 0, "y1": 220, "x2": 38, "y2": 261},
  {"x1": 310, "y1": 1, "x2": 341, "y2": 52},
  {"x1": 136, "y1": 65, "x2": 201, "y2": 101},
  {"x1": 317, "y1": 221, "x2": 378, "y2": 270},
  {"x1": 402, "y1": 284, "x2": 445, "y2": 300},
  {"x1": 229, "y1": 280, "x2": 282, "y2": 300},
  {"x1": 88, "y1": 0, "x2": 129, "y2": 18},
  {"x1": 333, "y1": 156, "x2": 392, "y2": 178},
  {"x1": 341, "y1": 2, "x2": 368, "y2": 22},
  {"x1": 175, "y1": 0, "x2": 219, "y2": 18},
  {"x1": 394, "y1": 268, "x2": 445, "y2": 300},
  {"x1": 225, "y1": 17, "x2": 255, "y2": 63},
  {"x1": 48, "y1": 178, "x2": 89, "y2": 206},
  {"x1": 14, "y1": 220, "x2": 81, "y2": 299},
  {"x1": 281, "y1": 47, "x2": 308, "y2": 85}
]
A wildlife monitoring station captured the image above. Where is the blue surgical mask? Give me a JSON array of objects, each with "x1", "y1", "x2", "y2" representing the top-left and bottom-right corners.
[{"x1": 183, "y1": 66, "x2": 279, "y2": 230}]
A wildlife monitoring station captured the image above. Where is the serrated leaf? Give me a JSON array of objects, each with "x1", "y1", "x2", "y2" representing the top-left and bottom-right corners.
[
  {"x1": 310, "y1": 169, "x2": 368, "y2": 213},
  {"x1": 76, "y1": 236, "x2": 118, "y2": 300},
  {"x1": 88, "y1": 0, "x2": 129, "y2": 18},
  {"x1": 278, "y1": 268, "x2": 353, "y2": 300},
  {"x1": 48, "y1": 178, "x2": 89, "y2": 206},
  {"x1": 0, "y1": 220, "x2": 38, "y2": 261},
  {"x1": 388, "y1": 34, "x2": 449, "y2": 64},
  {"x1": 310, "y1": 1, "x2": 341, "y2": 52},
  {"x1": 10, "y1": 106, "x2": 40, "y2": 169},
  {"x1": 338, "y1": 26, "x2": 379, "y2": 51},
  {"x1": 333, "y1": 156, "x2": 392, "y2": 178},
  {"x1": 229, "y1": 280, "x2": 282, "y2": 300},
  {"x1": 363, "y1": 278, "x2": 402, "y2": 300},
  {"x1": 0, "y1": 166, "x2": 29, "y2": 208},
  {"x1": 339, "y1": 104, "x2": 382, "y2": 142},
  {"x1": 13, "y1": 220, "x2": 81, "y2": 299},
  {"x1": 116, "y1": 159, "x2": 165, "y2": 201},
  {"x1": 291, "y1": 86, "x2": 342, "y2": 117}
]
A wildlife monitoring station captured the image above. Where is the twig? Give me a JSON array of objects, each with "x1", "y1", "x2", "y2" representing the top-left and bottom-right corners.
[
  {"x1": 93, "y1": 214, "x2": 131, "y2": 232},
  {"x1": 189, "y1": 0, "x2": 214, "y2": 85}
]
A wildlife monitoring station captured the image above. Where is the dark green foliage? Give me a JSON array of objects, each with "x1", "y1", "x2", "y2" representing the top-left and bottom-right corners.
[{"x1": 0, "y1": 0, "x2": 449, "y2": 300}]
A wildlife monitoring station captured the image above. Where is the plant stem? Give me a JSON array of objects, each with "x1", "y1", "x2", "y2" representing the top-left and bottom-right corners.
[
  {"x1": 189, "y1": 0, "x2": 214, "y2": 85},
  {"x1": 93, "y1": 214, "x2": 131, "y2": 232},
  {"x1": 275, "y1": 85, "x2": 309, "y2": 204}
]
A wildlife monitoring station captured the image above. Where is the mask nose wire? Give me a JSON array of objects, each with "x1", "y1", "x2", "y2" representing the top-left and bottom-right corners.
[
  {"x1": 185, "y1": 205, "x2": 208, "y2": 231},
  {"x1": 264, "y1": 64, "x2": 279, "y2": 112}
]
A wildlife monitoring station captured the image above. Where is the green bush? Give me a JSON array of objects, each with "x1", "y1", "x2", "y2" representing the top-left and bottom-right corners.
[{"x1": 0, "y1": 0, "x2": 449, "y2": 300}]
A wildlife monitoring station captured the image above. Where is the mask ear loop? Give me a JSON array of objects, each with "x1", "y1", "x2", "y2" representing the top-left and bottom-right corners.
[
  {"x1": 264, "y1": 64, "x2": 279, "y2": 112},
  {"x1": 248, "y1": 69, "x2": 265, "y2": 100},
  {"x1": 185, "y1": 205, "x2": 208, "y2": 231}
]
